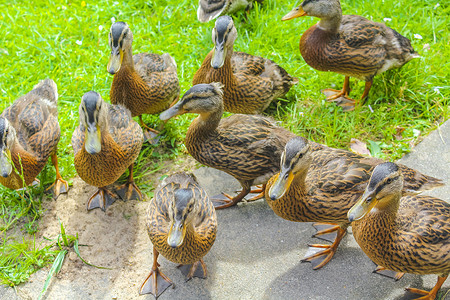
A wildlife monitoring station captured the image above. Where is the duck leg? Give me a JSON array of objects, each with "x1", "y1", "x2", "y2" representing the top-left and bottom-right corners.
[
  {"x1": 45, "y1": 152, "x2": 69, "y2": 198},
  {"x1": 322, "y1": 76, "x2": 351, "y2": 99},
  {"x1": 373, "y1": 265, "x2": 405, "y2": 281},
  {"x1": 177, "y1": 259, "x2": 208, "y2": 281},
  {"x1": 86, "y1": 187, "x2": 118, "y2": 211},
  {"x1": 406, "y1": 276, "x2": 447, "y2": 300},
  {"x1": 139, "y1": 247, "x2": 173, "y2": 297},
  {"x1": 116, "y1": 164, "x2": 142, "y2": 201},
  {"x1": 139, "y1": 115, "x2": 160, "y2": 145},
  {"x1": 322, "y1": 77, "x2": 373, "y2": 111},
  {"x1": 211, "y1": 185, "x2": 251, "y2": 209},
  {"x1": 302, "y1": 224, "x2": 346, "y2": 270},
  {"x1": 246, "y1": 184, "x2": 267, "y2": 201}
]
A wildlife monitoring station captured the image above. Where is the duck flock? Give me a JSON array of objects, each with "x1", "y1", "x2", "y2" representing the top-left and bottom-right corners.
[{"x1": 0, "y1": 0, "x2": 448, "y2": 299}]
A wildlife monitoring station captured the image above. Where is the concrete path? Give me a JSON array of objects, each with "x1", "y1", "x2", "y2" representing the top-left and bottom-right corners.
[{"x1": 1, "y1": 121, "x2": 448, "y2": 300}]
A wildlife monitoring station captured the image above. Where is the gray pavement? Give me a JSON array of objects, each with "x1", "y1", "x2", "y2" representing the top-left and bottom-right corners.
[{"x1": 1, "y1": 121, "x2": 449, "y2": 300}]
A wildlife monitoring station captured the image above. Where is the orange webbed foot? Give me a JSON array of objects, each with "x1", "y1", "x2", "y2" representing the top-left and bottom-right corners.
[
  {"x1": 177, "y1": 259, "x2": 207, "y2": 281},
  {"x1": 139, "y1": 267, "x2": 173, "y2": 297},
  {"x1": 115, "y1": 180, "x2": 142, "y2": 202},
  {"x1": 86, "y1": 187, "x2": 119, "y2": 211}
]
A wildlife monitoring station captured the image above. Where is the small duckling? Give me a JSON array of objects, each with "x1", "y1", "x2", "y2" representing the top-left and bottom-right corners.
[
  {"x1": 160, "y1": 83, "x2": 296, "y2": 209},
  {"x1": 282, "y1": 0, "x2": 419, "y2": 111},
  {"x1": 140, "y1": 172, "x2": 217, "y2": 298},
  {"x1": 108, "y1": 21, "x2": 180, "y2": 142},
  {"x1": 71, "y1": 91, "x2": 143, "y2": 211},
  {"x1": 0, "y1": 79, "x2": 68, "y2": 198},
  {"x1": 193, "y1": 16, "x2": 298, "y2": 114},
  {"x1": 349, "y1": 162, "x2": 449, "y2": 300}
]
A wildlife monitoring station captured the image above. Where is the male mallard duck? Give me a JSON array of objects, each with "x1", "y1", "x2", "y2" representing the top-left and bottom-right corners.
[
  {"x1": 193, "y1": 16, "x2": 298, "y2": 114},
  {"x1": 282, "y1": 0, "x2": 419, "y2": 111},
  {"x1": 140, "y1": 172, "x2": 217, "y2": 298},
  {"x1": 108, "y1": 21, "x2": 180, "y2": 141},
  {"x1": 160, "y1": 83, "x2": 296, "y2": 209},
  {"x1": 71, "y1": 91, "x2": 143, "y2": 211},
  {"x1": 349, "y1": 162, "x2": 449, "y2": 300},
  {"x1": 266, "y1": 137, "x2": 443, "y2": 270},
  {"x1": 197, "y1": 0, "x2": 263, "y2": 23},
  {"x1": 0, "y1": 79, "x2": 68, "y2": 198}
]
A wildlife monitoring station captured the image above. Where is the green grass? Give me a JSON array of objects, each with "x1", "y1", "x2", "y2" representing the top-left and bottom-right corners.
[{"x1": 0, "y1": 0, "x2": 448, "y2": 288}]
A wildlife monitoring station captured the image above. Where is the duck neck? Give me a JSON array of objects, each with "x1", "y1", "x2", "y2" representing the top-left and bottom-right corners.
[
  {"x1": 317, "y1": 14, "x2": 342, "y2": 33},
  {"x1": 268, "y1": 169, "x2": 309, "y2": 222},
  {"x1": 120, "y1": 46, "x2": 135, "y2": 72},
  {"x1": 368, "y1": 192, "x2": 401, "y2": 223},
  {"x1": 186, "y1": 109, "x2": 222, "y2": 146},
  {"x1": 204, "y1": 48, "x2": 237, "y2": 87}
]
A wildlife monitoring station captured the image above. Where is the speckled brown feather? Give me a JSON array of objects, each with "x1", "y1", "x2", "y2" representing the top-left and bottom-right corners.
[
  {"x1": 300, "y1": 14, "x2": 418, "y2": 81},
  {"x1": 266, "y1": 145, "x2": 443, "y2": 226},
  {"x1": 72, "y1": 104, "x2": 143, "y2": 187},
  {"x1": 352, "y1": 195, "x2": 449, "y2": 277},
  {"x1": 110, "y1": 52, "x2": 180, "y2": 117},
  {"x1": 186, "y1": 109, "x2": 296, "y2": 191},
  {"x1": 0, "y1": 79, "x2": 60, "y2": 189},
  {"x1": 193, "y1": 50, "x2": 297, "y2": 114},
  {"x1": 147, "y1": 173, "x2": 217, "y2": 264}
]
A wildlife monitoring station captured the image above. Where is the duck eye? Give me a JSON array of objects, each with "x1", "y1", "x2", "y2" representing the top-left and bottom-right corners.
[
  {"x1": 386, "y1": 178, "x2": 393, "y2": 184},
  {"x1": 298, "y1": 153, "x2": 304, "y2": 159}
]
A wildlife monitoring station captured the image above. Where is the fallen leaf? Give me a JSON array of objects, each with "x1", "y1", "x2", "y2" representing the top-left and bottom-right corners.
[
  {"x1": 350, "y1": 138, "x2": 371, "y2": 156},
  {"x1": 394, "y1": 126, "x2": 405, "y2": 140}
]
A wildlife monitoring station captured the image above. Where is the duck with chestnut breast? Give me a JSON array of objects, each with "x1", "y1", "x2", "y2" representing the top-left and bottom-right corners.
[
  {"x1": 161, "y1": 83, "x2": 297, "y2": 209},
  {"x1": 140, "y1": 172, "x2": 217, "y2": 298},
  {"x1": 108, "y1": 21, "x2": 180, "y2": 142},
  {"x1": 72, "y1": 91, "x2": 143, "y2": 211},
  {"x1": 0, "y1": 79, "x2": 68, "y2": 198},
  {"x1": 193, "y1": 16, "x2": 298, "y2": 114},
  {"x1": 282, "y1": 0, "x2": 419, "y2": 111},
  {"x1": 266, "y1": 137, "x2": 443, "y2": 271},
  {"x1": 348, "y1": 162, "x2": 449, "y2": 300},
  {"x1": 197, "y1": 0, "x2": 263, "y2": 23}
]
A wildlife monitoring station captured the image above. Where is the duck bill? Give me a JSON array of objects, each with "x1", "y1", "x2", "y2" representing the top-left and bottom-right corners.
[
  {"x1": 211, "y1": 45, "x2": 226, "y2": 69},
  {"x1": 160, "y1": 102, "x2": 185, "y2": 121},
  {"x1": 267, "y1": 170, "x2": 294, "y2": 201},
  {"x1": 107, "y1": 46, "x2": 123, "y2": 74},
  {"x1": 167, "y1": 219, "x2": 186, "y2": 248},
  {"x1": 0, "y1": 148, "x2": 13, "y2": 178},
  {"x1": 347, "y1": 190, "x2": 378, "y2": 222},
  {"x1": 85, "y1": 124, "x2": 102, "y2": 155},
  {"x1": 282, "y1": 6, "x2": 308, "y2": 21}
]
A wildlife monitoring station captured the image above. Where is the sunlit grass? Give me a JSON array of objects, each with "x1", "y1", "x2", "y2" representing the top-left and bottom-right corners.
[{"x1": 0, "y1": 0, "x2": 448, "y2": 288}]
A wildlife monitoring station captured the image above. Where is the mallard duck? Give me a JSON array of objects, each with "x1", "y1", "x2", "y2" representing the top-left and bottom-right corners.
[
  {"x1": 140, "y1": 172, "x2": 217, "y2": 298},
  {"x1": 108, "y1": 21, "x2": 180, "y2": 142},
  {"x1": 197, "y1": 0, "x2": 263, "y2": 23},
  {"x1": 160, "y1": 83, "x2": 296, "y2": 209},
  {"x1": 282, "y1": 0, "x2": 419, "y2": 111},
  {"x1": 266, "y1": 137, "x2": 443, "y2": 270},
  {"x1": 71, "y1": 91, "x2": 143, "y2": 211},
  {"x1": 0, "y1": 79, "x2": 68, "y2": 198},
  {"x1": 193, "y1": 16, "x2": 298, "y2": 114},
  {"x1": 348, "y1": 162, "x2": 449, "y2": 299}
]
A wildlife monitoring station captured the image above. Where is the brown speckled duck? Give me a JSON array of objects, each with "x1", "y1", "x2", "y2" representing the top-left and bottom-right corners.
[
  {"x1": 349, "y1": 162, "x2": 449, "y2": 300},
  {"x1": 0, "y1": 79, "x2": 68, "y2": 198},
  {"x1": 282, "y1": 0, "x2": 419, "y2": 111},
  {"x1": 266, "y1": 137, "x2": 443, "y2": 270},
  {"x1": 197, "y1": 0, "x2": 263, "y2": 23},
  {"x1": 108, "y1": 21, "x2": 180, "y2": 141},
  {"x1": 140, "y1": 172, "x2": 217, "y2": 298},
  {"x1": 160, "y1": 83, "x2": 296, "y2": 209},
  {"x1": 71, "y1": 91, "x2": 143, "y2": 211},
  {"x1": 193, "y1": 16, "x2": 298, "y2": 114}
]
